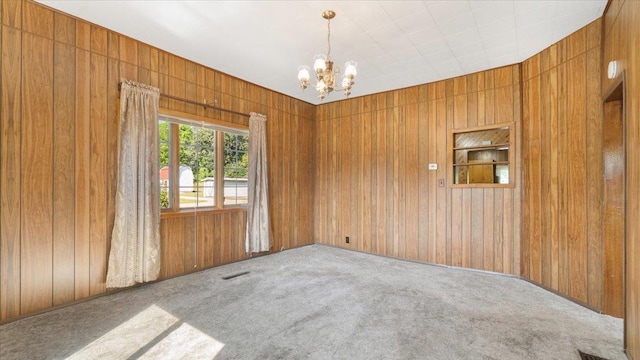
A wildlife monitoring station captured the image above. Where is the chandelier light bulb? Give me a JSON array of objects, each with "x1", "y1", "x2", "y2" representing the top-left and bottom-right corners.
[
  {"x1": 313, "y1": 55, "x2": 327, "y2": 73},
  {"x1": 316, "y1": 79, "x2": 326, "y2": 91},
  {"x1": 297, "y1": 65, "x2": 310, "y2": 82},
  {"x1": 344, "y1": 61, "x2": 357, "y2": 77}
]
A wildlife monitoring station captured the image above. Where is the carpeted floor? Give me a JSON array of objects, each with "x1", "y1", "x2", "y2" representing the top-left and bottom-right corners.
[{"x1": 0, "y1": 245, "x2": 625, "y2": 359}]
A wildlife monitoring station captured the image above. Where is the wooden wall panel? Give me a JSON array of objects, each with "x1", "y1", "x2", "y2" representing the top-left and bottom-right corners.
[
  {"x1": 602, "y1": 0, "x2": 640, "y2": 356},
  {"x1": 74, "y1": 47, "x2": 91, "y2": 301},
  {"x1": 53, "y1": 6, "x2": 77, "y2": 304},
  {"x1": 522, "y1": 20, "x2": 606, "y2": 311},
  {"x1": 1, "y1": 25, "x2": 22, "y2": 320},
  {"x1": 566, "y1": 52, "x2": 588, "y2": 304},
  {"x1": 20, "y1": 32, "x2": 54, "y2": 314},
  {"x1": 314, "y1": 65, "x2": 522, "y2": 276},
  {"x1": 0, "y1": 0, "x2": 315, "y2": 322},
  {"x1": 52, "y1": 40, "x2": 76, "y2": 306},
  {"x1": 89, "y1": 53, "x2": 108, "y2": 297},
  {"x1": 585, "y1": 46, "x2": 603, "y2": 309}
]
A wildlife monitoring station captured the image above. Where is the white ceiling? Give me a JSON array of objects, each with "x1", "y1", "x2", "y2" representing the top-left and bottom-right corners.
[{"x1": 37, "y1": 0, "x2": 606, "y2": 105}]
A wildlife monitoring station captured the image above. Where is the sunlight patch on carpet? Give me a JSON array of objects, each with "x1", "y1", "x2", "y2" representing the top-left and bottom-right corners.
[
  {"x1": 67, "y1": 305, "x2": 179, "y2": 359},
  {"x1": 140, "y1": 322, "x2": 225, "y2": 359}
]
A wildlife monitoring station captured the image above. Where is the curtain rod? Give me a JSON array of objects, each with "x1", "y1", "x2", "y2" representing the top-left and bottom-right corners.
[{"x1": 118, "y1": 83, "x2": 250, "y2": 118}]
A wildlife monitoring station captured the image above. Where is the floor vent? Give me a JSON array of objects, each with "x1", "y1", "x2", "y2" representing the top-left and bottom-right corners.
[
  {"x1": 579, "y1": 350, "x2": 609, "y2": 360},
  {"x1": 222, "y1": 271, "x2": 250, "y2": 280}
]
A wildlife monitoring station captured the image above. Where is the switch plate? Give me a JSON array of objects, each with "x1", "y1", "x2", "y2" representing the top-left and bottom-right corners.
[
  {"x1": 438, "y1": 179, "x2": 444, "y2": 187},
  {"x1": 428, "y1": 163, "x2": 438, "y2": 170}
]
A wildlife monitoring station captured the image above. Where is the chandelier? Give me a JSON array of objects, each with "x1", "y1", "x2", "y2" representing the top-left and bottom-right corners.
[{"x1": 297, "y1": 10, "x2": 357, "y2": 100}]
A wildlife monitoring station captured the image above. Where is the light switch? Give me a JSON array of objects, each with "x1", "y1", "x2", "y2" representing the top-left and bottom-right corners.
[
  {"x1": 438, "y1": 179, "x2": 444, "y2": 187},
  {"x1": 428, "y1": 163, "x2": 438, "y2": 170}
]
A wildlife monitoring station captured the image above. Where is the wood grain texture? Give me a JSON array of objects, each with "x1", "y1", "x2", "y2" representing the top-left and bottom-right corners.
[
  {"x1": 522, "y1": 19, "x2": 607, "y2": 311},
  {"x1": 22, "y1": 0, "x2": 52, "y2": 39},
  {"x1": 21, "y1": 32, "x2": 54, "y2": 314},
  {"x1": 602, "y1": 0, "x2": 640, "y2": 353},
  {"x1": 602, "y1": 100, "x2": 624, "y2": 318},
  {"x1": 315, "y1": 65, "x2": 522, "y2": 276},
  {"x1": 89, "y1": 53, "x2": 108, "y2": 296},
  {"x1": 74, "y1": 48, "x2": 91, "y2": 300},
  {"x1": 2, "y1": 0, "x2": 21, "y2": 29},
  {"x1": 1, "y1": 25, "x2": 22, "y2": 321},
  {"x1": 52, "y1": 41, "x2": 76, "y2": 306},
  {"x1": 586, "y1": 46, "x2": 603, "y2": 310}
]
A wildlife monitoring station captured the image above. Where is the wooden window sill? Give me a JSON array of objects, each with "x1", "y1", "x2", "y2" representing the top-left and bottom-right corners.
[
  {"x1": 161, "y1": 206, "x2": 247, "y2": 219},
  {"x1": 450, "y1": 183, "x2": 515, "y2": 189}
]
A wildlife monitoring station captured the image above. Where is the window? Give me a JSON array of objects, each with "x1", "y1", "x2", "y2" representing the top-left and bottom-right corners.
[
  {"x1": 449, "y1": 123, "x2": 514, "y2": 187},
  {"x1": 159, "y1": 113, "x2": 249, "y2": 211},
  {"x1": 223, "y1": 133, "x2": 249, "y2": 205}
]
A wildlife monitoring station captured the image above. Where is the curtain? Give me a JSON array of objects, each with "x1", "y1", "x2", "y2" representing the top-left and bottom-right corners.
[
  {"x1": 246, "y1": 112, "x2": 271, "y2": 253},
  {"x1": 106, "y1": 80, "x2": 161, "y2": 289}
]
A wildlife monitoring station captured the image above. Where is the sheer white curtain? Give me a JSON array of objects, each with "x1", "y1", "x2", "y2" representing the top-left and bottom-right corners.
[
  {"x1": 106, "y1": 80, "x2": 161, "y2": 288},
  {"x1": 246, "y1": 112, "x2": 271, "y2": 253}
]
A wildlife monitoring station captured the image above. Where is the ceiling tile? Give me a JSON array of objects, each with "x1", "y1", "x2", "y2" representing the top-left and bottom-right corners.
[
  {"x1": 472, "y1": 2, "x2": 514, "y2": 25},
  {"x1": 446, "y1": 28, "x2": 482, "y2": 49},
  {"x1": 36, "y1": 0, "x2": 607, "y2": 104},
  {"x1": 434, "y1": 11, "x2": 476, "y2": 36},
  {"x1": 450, "y1": 42, "x2": 485, "y2": 58},
  {"x1": 379, "y1": 1, "x2": 427, "y2": 19},
  {"x1": 425, "y1": 0, "x2": 471, "y2": 21},
  {"x1": 416, "y1": 38, "x2": 451, "y2": 56},
  {"x1": 406, "y1": 27, "x2": 446, "y2": 47}
]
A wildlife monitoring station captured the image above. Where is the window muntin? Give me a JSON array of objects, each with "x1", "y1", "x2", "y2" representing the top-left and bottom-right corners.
[
  {"x1": 159, "y1": 120, "x2": 171, "y2": 209},
  {"x1": 159, "y1": 114, "x2": 249, "y2": 210}
]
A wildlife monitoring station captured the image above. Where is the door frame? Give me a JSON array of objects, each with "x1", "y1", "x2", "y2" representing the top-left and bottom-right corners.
[{"x1": 602, "y1": 71, "x2": 626, "y2": 349}]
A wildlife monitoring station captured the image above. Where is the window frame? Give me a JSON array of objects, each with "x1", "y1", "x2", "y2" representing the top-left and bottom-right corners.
[
  {"x1": 159, "y1": 109, "x2": 249, "y2": 216},
  {"x1": 448, "y1": 122, "x2": 515, "y2": 188}
]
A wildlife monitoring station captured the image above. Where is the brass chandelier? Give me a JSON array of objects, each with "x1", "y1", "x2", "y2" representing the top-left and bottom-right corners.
[{"x1": 297, "y1": 10, "x2": 357, "y2": 100}]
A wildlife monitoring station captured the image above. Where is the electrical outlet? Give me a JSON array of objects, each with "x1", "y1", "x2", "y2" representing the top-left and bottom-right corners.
[
  {"x1": 438, "y1": 179, "x2": 445, "y2": 187},
  {"x1": 345, "y1": 236, "x2": 350, "y2": 244}
]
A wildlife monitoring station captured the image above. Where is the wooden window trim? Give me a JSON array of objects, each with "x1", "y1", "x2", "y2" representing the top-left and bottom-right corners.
[
  {"x1": 448, "y1": 122, "x2": 515, "y2": 189},
  {"x1": 159, "y1": 108, "x2": 249, "y2": 213}
]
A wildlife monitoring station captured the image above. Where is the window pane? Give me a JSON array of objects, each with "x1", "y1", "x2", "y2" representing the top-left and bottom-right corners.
[
  {"x1": 453, "y1": 127, "x2": 509, "y2": 148},
  {"x1": 178, "y1": 124, "x2": 216, "y2": 209},
  {"x1": 223, "y1": 133, "x2": 248, "y2": 205},
  {"x1": 159, "y1": 120, "x2": 171, "y2": 209}
]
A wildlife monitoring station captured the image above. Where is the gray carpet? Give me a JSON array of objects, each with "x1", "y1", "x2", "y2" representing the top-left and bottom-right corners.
[{"x1": 0, "y1": 245, "x2": 625, "y2": 359}]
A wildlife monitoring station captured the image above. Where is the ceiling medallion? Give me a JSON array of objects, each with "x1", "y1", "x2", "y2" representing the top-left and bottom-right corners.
[{"x1": 297, "y1": 10, "x2": 357, "y2": 100}]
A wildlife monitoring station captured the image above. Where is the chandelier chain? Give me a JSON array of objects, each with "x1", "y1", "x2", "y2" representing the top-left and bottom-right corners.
[{"x1": 327, "y1": 18, "x2": 331, "y2": 59}]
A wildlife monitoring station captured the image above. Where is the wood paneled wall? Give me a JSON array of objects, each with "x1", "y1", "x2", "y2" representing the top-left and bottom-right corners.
[
  {"x1": 0, "y1": 0, "x2": 315, "y2": 322},
  {"x1": 521, "y1": 20, "x2": 606, "y2": 310},
  {"x1": 314, "y1": 65, "x2": 523, "y2": 276},
  {"x1": 603, "y1": 0, "x2": 640, "y2": 356}
]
